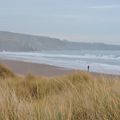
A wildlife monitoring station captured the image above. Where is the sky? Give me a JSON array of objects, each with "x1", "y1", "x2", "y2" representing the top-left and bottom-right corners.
[{"x1": 0, "y1": 0, "x2": 120, "y2": 44}]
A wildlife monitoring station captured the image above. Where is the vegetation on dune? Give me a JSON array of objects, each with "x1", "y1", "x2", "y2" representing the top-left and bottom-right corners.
[
  {"x1": 0, "y1": 64, "x2": 15, "y2": 79},
  {"x1": 0, "y1": 64, "x2": 120, "y2": 120}
]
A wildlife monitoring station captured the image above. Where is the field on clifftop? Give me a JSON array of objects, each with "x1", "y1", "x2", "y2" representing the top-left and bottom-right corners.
[{"x1": 0, "y1": 64, "x2": 120, "y2": 120}]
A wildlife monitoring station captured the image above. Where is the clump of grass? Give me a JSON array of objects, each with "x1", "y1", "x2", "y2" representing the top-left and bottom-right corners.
[
  {"x1": 0, "y1": 64, "x2": 15, "y2": 79},
  {"x1": 0, "y1": 67, "x2": 119, "y2": 120}
]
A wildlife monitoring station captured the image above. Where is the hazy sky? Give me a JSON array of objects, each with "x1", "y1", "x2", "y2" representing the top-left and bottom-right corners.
[{"x1": 0, "y1": 0, "x2": 120, "y2": 44}]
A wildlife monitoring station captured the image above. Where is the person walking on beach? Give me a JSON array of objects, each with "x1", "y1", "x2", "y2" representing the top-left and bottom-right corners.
[{"x1": 87, "y1": 65, "x2": 90, "y2": 72}]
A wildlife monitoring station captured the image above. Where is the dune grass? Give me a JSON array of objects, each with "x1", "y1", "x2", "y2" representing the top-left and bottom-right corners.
[
  {"x1": 0, "y1": 64, "x2": 120, "y2": 120},
  {"x1": 0, "y1": 64, "x2": 15, "y2": 79}
]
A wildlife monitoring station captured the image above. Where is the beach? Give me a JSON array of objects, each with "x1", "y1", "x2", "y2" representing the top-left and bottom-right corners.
[
  {"x1": 0, "y1": 51, "x2": 120, "y2": 75},
  {"x1": 0, "y1": 59, "x2": 119, "y2": 80},
  {"x1": 0, "y1": 59, "x2": 73, "y2": 77}
]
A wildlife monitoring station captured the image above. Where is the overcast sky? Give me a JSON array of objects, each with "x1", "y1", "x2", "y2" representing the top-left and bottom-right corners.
[{"x1": 0, "y1": 0, "x2": 120, "y2": 44}]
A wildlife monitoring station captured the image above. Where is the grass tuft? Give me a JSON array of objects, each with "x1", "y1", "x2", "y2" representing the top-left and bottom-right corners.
[{"x1": 0, "y1": 64, "x2": 15, "y2": 79}]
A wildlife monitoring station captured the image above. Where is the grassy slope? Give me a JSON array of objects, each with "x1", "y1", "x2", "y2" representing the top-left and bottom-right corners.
[{"x1": 0, "y1": 64, "x2": 120, "y2": 120}]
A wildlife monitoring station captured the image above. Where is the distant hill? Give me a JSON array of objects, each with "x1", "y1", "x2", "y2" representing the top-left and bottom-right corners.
[
  {"x1": 0, "y1": 31, "x2": 66, "y2": 51},
  {"x1": 0, "y1": 31, "x2": 120, "y2": 51}
]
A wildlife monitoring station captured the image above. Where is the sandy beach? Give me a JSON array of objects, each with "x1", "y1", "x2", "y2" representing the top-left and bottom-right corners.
[
  {"x1": 0, "y1": 59, "x2": 119, "y2": 79},
  {"x1": 0, "y1": 59, "x2": 73, "y2": 77}
]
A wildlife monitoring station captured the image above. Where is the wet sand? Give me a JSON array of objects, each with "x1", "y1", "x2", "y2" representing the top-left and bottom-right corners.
[{"x1": 0, "y1": 60, "x2": 73, "y2": 77}]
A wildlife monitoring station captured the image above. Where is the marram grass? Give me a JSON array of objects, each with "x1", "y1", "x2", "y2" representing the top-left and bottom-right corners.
[{"x1": 0, "y1": 64, "x2": 120, "y2": 120}]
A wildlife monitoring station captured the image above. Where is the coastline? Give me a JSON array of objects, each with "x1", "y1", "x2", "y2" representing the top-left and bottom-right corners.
[
  {"x1": 0, "y1": 59, "x2": 74, "y2": 77},
  {"x1": 0, "y1": 59, "x2": 120, "y2": 79}
]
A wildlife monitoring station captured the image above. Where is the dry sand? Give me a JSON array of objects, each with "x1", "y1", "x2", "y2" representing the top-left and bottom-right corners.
[{"x1": 0, "y1": 60, "x2": 73, "y2": 77}]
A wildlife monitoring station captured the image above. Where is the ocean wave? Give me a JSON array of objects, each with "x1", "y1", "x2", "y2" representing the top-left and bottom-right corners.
[{"x1": 1, "y1": 51, "x2": 120, "y2": 60}]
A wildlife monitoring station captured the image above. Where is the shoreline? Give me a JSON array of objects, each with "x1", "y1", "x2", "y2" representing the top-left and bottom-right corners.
[
  {"x1": 0, "y1": 51, "x2": 120, "y2": 76},
  {"x1": 0, "y1": 59, "x2": 74, "y2": 77},
  {"x1": 0, "y1": 59, "x2": 120, "y2": 78}
]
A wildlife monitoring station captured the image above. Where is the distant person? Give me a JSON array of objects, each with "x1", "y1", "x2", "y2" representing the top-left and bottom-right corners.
[{"x1": 87, "y1": 65, "x2": 90, "y2": 72}]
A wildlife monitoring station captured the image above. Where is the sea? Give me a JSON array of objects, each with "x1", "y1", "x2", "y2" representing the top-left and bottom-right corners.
[{"x1": 0, "y1": 50, "x2": 120, "y2": 75}]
